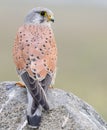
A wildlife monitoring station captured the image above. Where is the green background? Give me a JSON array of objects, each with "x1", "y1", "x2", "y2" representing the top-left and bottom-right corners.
[{"x1": 0, "y1": 0, "x2": 107, "y2": 121}]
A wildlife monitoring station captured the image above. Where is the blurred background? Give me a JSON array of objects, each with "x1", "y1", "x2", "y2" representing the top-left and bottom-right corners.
[{"x1": 0, "y1": 0, "x2": 107, "y2": 121}]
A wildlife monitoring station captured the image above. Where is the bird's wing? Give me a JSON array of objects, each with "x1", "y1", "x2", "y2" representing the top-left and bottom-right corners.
[{"x1": 21, "y1": 71, "x2": 49, "y2": 110}]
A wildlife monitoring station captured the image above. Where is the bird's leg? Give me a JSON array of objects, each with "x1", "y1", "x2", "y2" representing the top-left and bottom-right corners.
[{"x1": 15, "y1": 82, "x2": 26, "y2": 88}]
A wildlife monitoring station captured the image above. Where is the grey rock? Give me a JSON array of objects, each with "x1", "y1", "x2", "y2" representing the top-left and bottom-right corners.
[{"x1": 0, "y1": 82, "x2": 107, "y2": 130}]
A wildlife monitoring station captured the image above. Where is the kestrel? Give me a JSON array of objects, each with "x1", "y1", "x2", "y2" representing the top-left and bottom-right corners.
[{"x1": 13, "y1": 7, "x2": 57, "y2": 128}]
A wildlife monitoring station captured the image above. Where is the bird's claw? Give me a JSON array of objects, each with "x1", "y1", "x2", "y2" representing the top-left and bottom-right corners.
[
  {"x1": 15, "y1": 82, "x2": 26, "y2": 88},
  {"x1": 48, "y1": 85, "x2": 53, "y2": 89}
]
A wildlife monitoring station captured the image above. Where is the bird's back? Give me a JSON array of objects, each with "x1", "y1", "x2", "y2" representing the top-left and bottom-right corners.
[{"x1": 13, "y1": 24, "x2": 57, "y2": 81}]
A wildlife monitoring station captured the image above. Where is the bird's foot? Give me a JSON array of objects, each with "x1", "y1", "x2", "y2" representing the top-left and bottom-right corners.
[
  {"x1": 15, "y1": 82, "x2": 26, "y2": 88},
  {"x1": 48, "y1": 85, "x2": 53, "y2": 89}
]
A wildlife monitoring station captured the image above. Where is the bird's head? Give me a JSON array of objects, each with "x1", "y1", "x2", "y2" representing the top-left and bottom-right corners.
[{"x1": 25, "y1": 7, "x2": 54, "y2": 25}]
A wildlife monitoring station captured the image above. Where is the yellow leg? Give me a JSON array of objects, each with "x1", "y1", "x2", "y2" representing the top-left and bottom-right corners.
[{"x1": 15, "y1": 82, "x2": 26, "y2": 88}]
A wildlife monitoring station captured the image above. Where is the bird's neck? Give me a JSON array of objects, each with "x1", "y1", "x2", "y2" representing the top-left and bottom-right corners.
[{"x1": 25, "y1": 21, "x2": 51, "y2": 28}]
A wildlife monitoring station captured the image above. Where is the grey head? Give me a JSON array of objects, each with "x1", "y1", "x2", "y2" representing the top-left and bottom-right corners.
[{"x1": 24, "y1": 7, "x2": 54, "y2": 25}]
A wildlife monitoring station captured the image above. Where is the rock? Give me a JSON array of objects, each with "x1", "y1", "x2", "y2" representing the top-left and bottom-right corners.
[{"x1": 0, "y1": 82, "x2": 107, "y2": 130}]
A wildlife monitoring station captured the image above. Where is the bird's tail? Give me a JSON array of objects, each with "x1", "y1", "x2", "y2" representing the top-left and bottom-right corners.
[{"x1": 27, "y1": 90, "x2": 42, "y2": 128}]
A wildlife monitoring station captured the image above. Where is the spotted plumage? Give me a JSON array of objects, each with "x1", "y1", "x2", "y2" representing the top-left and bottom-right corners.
[
  {"x1": 13, "y1": 7, "x2": 57, "y2": 128},
  {"x1": 13, "y1": 24, "x2": 57, "y2": 80}
]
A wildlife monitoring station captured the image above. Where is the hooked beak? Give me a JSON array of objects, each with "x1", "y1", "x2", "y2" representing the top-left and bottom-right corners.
[
  {"x1": 50, "y1": 18, "x2": 54, "y2": 22},
  {"x1": 47, "y1": 15, "x2": 54, "y2": 22}
]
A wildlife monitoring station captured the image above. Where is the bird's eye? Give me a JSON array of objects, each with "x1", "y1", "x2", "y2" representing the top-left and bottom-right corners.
[{"x1": 40, "y1": 11, "x2": 46, "y2": 16}]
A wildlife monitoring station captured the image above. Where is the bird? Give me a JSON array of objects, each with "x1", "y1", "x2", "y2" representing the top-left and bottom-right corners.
[{"x1": 13, "y1": 7, "x2": 57, "y2": 128}]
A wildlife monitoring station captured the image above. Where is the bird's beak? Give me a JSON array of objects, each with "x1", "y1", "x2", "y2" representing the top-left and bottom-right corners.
[{"x1": 47, "y1": 15, "x2": 54, "y2": 22}]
